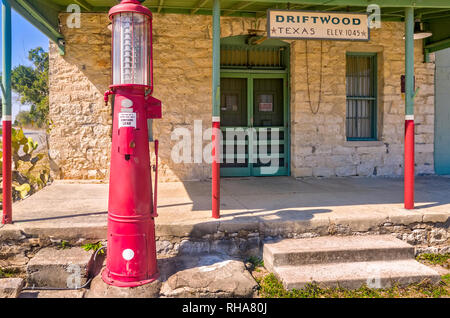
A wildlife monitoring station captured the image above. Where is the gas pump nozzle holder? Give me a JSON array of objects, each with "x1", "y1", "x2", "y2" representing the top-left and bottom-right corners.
[{"x1": 102, "y1": 0, "x2": 162, "y2": 288}]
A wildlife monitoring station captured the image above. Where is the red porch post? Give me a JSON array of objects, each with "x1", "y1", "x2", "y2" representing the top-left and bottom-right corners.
[
  {"x1": 404, "y1": 7, "x2": 415, "y2": 210},
  {"x1": 211, "y1": 0, "x2": 221, "y2": 219},
  {"x1": 2, "y1": 0, "x2": 12, "y2": 224}
]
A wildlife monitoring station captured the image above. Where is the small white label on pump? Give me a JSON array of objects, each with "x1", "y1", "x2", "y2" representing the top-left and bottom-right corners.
[
  {"x1": 122, "y1": 249, "x2": 135, "y2": 261},
  {"x1": 119, "y1": 112, "x2": 137, "y2": 128}
]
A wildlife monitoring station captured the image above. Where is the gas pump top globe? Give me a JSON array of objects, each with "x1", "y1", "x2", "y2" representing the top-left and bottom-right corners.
[{"x1": 109, "y1": 0, "x2": 153, "y2": 91}]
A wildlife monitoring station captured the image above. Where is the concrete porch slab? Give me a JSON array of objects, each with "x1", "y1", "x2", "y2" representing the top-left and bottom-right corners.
[{"x1": 3, "y1": 176, "x2": 450, "y2": 244}]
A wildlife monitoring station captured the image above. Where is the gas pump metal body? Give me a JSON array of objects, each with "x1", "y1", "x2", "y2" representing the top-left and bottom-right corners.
[{"x1": 102, "y1": 0, "x2": 161, "y2": 287}]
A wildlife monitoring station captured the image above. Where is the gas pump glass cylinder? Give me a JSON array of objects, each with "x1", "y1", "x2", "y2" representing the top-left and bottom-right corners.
[{"x1": 112, "y1": 12, "x2": 151, "y2": 86}]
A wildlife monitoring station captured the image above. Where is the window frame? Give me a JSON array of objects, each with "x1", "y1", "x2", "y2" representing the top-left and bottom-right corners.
[{"x1": 345, "y1": 52, "x2": 378, "y2": 141}]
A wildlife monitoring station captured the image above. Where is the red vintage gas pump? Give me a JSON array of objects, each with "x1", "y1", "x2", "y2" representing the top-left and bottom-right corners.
[{"x1": 102, "y1": 0, "x2": 162, "y2": 287}]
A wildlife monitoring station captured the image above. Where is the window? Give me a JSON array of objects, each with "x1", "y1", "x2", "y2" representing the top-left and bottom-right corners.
[
  {"x1": 346, "y1": 53, "x2": 377, "y2": 140},
  {"x1": 221, "y1": 45, "x2": 287, "y2": 69}
]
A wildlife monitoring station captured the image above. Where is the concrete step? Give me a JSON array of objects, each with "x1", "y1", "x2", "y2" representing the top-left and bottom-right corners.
[
  {"x1": 263, "y1": 235, "x2": 441, "y2": 290},
  {"x1": 273, "y1": 259, "x2": 441, "y2": 290},
  {"x1": 0, "y1": 278, "x2": 25, "y2": 298},
  {"x1": 263, "y1": 235, "x2": 414, "y2": 269},
  {"x1": 26, "y1": 247, "x2": 94, "y2": 288}
]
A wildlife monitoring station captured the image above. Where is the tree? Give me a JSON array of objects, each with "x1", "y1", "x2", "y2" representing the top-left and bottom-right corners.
[
  {"x1": 14, "y1": 110, "x2": 34, "y2": 127},
  {"x1": 10, "y1": 47, "x2": 49, "y2": 128}
]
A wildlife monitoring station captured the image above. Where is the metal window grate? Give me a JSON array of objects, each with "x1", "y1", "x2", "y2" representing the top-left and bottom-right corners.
[
  {"x1": 221, "y1": 45, "x2": 286, "y2": 69},
  {"x1": 346, "y1": 54, "x2": 377, "y2": 140}
]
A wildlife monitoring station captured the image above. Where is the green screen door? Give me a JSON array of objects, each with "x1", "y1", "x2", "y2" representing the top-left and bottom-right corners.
[{"x1": 220, "y1": 74, "x2": 288, "y2": 177}]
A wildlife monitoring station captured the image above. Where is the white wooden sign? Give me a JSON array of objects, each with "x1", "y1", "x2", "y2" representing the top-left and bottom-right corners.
[
  {"x1": 268, "y1": 10, "x2": 369, "y2": 41},
  {"x1": 119, "y1": 112, "x2": 137, "y2": 128}
]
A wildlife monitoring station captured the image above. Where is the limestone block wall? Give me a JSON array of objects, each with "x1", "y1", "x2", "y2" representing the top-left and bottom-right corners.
[
  {"x1": 49, "y1": 13, "x2": 271, "y2": 181},
  {"x1": 50, "y1": 13, "x2": 214, "y2": 180},
  {"x1": 49, "y1": 14, "x2": 112, "y2": 180},
  {"x1": 48, "y1": 13, "x2": 435, "y2": 181},
  {"x1": 290, "y1": 22, "x2": 435, "y2": 177}
]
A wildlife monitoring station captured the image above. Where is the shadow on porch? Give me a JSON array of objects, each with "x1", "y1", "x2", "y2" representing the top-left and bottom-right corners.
[{"x1": 4, "y1": 175, "x2": 450, "y2": 241}]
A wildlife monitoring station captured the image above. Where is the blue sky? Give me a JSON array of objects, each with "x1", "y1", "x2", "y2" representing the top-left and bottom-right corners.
[{"x1": 0, "y1": 10, "x2": 49, "y2": 120}]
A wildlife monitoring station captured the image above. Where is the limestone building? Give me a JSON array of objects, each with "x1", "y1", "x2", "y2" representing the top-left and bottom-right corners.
[{"x1": 35, "y1": 2, "x2": 450, "y2": 182}]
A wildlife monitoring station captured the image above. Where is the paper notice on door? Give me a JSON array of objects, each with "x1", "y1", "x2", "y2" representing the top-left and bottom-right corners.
[
  {"x1": 119, "y1": 112, "x2": 137, "y2": 128},
  {"x1": 259, "y1": 103, "x2": 273, "y2": 112}
]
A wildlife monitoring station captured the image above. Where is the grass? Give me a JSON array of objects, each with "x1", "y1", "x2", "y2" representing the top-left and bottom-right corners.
[
  {"x1": 255, "y1": 273, "x2": 450, "y2": 298},
  {"x1": 0, "y1": 268, "x2": 20, "y2": 279},
  {"x1": 246, "y1": 256, "x2": 264, "y2": 268},
  {"x1": 441, "y1": 274, "x2": 450, "y2": 286},
  {"x1": 82, "y1": 241, "x2": 105, "y2": 254},
  {"x1": 59, "y1": 240, "x2": 71, "y2": 249},
  {"x1": 416, "y1": 253, "x2": 450, "y2": 266}
]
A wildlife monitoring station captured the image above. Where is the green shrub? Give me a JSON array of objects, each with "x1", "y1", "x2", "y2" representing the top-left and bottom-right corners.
[
  {"x1": 82, "y1": 242, "x2": 105, "y2": 255},
  {"x1": 416, "y1": 253, "x2": 450, "y2": 265},
  {"x1": 0, "y1": 127, "x2": 50, "y2": 205},
  {"x1": 257, "y1": 273, "x2": 449, "y2": 298},
  {"x1": 246, "y1": 256, "x2": 264, "y2": 268}
]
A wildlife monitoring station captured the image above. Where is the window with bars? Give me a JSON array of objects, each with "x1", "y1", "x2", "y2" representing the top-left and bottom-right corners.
[
  {"x1": 346, "y1": 53, "x2": 377, "y2": 140},
  {"x1": 221, "y1": 45, "x2": 287, "y2": 69}
]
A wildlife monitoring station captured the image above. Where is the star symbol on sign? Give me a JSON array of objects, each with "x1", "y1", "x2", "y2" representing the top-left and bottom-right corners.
[
  {"x1": 271, "y1": 27, "x2": 277, "y2": 34},
  {"x1": 362, "y1": 31, "x2": 367, "y2": 37}
]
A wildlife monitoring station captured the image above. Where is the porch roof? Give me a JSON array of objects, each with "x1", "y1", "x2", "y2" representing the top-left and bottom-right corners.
[{"x1": 9, "y1": 0, "x2": 450, "y2": 54}]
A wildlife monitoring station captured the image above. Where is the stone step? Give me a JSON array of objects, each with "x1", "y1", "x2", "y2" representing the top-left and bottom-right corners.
[
  {"x1": 26, "y1": 247, "x2": 94, "y2": 288},
  {"x1": 263, "y1": 235, "x2": 414, "y2": 269},
  {"x1": 0, "y1": 278, "x2": 25, "y2": 298},
  {"x1": 273, "y1": 259, "x2": 441, "y2": 290}
]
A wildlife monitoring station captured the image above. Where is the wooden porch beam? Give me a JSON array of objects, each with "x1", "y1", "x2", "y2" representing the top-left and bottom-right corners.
[
  {"x1": 425, "y1": 37, "x2": 450, "y2": 52},
  {"x1": 72, "y1": 0, "x2": 93, "y2": 12},
  {"x1": 218, "y1": 0, "x2": 450, "y2": 8},
  {"x1": 157, "y1": 0, "x2": 164, "y2": 13},
  {"x1": 9, "y1": 0, "x2": 65, "y2": 54},
  {"x1": 223, "y1": 1, "x2": 255, "y2": 16},
  {"x1": 191, "y1": 0, "x2": 209, "y2": 15},
  {"x1": 417, "y1": 8, "x2": 450, "y2": 15}
]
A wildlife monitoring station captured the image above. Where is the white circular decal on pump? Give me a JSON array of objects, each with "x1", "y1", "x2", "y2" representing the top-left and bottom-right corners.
[
  {"x1": 122, "y1": 249, "x2": 135, "y2": 261},
  {"x1": 121, "y1": 99, "x2": 133, "y2": 108}
]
